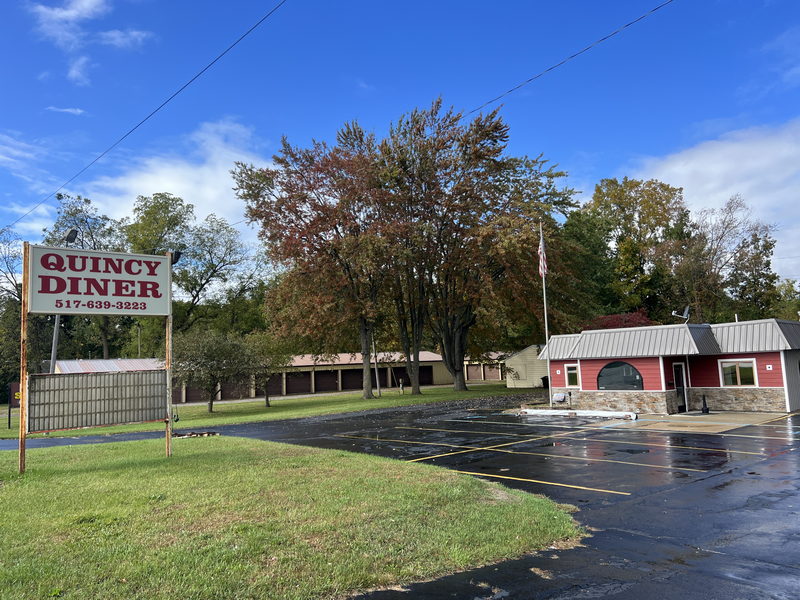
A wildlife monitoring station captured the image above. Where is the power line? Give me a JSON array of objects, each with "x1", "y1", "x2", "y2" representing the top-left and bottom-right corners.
[
  {"x1": 468, "y1": 0, "x2": 677, "y2": 115},
  {"x1": 8, "y1": 0, "x2": 674, "y2": 230},
  {"x1": 5, "y1": 0, "x2": 289, "y2": 231}
]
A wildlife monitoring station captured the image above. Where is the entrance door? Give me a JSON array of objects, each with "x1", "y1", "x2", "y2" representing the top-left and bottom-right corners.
[{"x1": 673, "y1": 363, "x2": 687, "y2": 413}]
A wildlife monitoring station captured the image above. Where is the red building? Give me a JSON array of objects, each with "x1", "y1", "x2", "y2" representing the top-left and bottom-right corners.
[{"x1": 540, "y1": 319, "x2": 800, "y2": 414}]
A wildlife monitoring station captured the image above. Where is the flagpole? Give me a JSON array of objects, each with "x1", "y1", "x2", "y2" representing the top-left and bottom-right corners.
[{"x1": 539, "y1": 221, "x2": 552, "y2": 408}]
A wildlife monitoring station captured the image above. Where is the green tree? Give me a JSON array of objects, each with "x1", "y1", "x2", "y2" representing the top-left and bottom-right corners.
[
  {"x1": 672, "y1": 195, "x2": 779, "y2": 323},
  {"x1": 586, "y1": 178, "x2": 689, "y2": 320},
  {"x1": 244, "y1": 330, "x2": 293, "y2": 407},
  {"x1": 172, "y1": 214, "x2": 252, "y2": 333},
  {"x1": 173, "y1": 329, "x2": 250, "y2": 412},
  {"x1": 725, "y1": 230, "x2": 779, "y2": 320},
  {"x1": 41, "y1": 194, "x2": 131, "y2": 359},
  {"x1": 126, "y1": 192, "x2": 194, "y2": 255},
  {"x1": 771, "y1": 280, "x2": 800, "y2": 321}
]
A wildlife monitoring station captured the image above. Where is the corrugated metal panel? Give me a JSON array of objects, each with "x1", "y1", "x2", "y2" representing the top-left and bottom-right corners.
[
  {"x1": 56, "y1": 358, "x2": 163, "y2": 374},
  {"x1": 290, "y1": 351, "x2": 443, "y2": 367},
  {"x1": 538, "y1": 335, "x2": 580, "y2": 360},
  {"x1": 711, "y1": 320, "x2": 790, "y2": 353},
  {"x1": 27, "y1": 370, "x2": 168, "y2": 433},
  {"x1": 572, "y1": 324, "x2": 702, "y2": 358}
]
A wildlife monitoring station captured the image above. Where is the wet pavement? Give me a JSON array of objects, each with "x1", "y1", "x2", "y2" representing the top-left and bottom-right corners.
[
  {"x1": 4, "y1": 401, "x2": 799, "y2": 598},
  {"x1": 214, "y1": 404, "x2": 800, "y2": 599}
]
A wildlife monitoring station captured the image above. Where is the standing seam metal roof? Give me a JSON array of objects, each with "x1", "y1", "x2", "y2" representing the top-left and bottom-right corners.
[{"x1": 541, "y1": 319, "x2": 800, "y2": 360}]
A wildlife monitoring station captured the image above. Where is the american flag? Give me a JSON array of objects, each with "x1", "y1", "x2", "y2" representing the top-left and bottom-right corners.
[{"x1": 538, "y1": 230, "x2": 548, "y2": 278}]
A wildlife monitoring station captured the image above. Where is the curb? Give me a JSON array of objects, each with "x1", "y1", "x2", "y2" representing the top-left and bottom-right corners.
[{"x1": 518, "y1": 408, "x2": 638, "y2": 420}]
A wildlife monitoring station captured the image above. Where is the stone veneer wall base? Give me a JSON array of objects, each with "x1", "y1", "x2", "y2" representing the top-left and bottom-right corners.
[
  {"x1": 550, "y1": 387, "x2": 787, "y2": 414},
  {"x1": 687, "y1": 388, "x2": 786, "y2": 412},
  {"x1": 551, "y1": 388, "x2": 671, "y2": 414}
]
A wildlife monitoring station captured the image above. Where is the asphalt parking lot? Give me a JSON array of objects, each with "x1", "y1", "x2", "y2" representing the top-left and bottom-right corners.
[
  {"x1": 322, "y1": 409, "x2": 798, "y2": 506},
  {"x1": 213, "y1": 403, "x2": 799, "y2": 599},
  {"x1": 6, "y1": 401, "x2": 799, "y2": 598}
]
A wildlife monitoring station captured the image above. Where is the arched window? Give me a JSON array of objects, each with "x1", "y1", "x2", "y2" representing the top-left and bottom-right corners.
[{"x1": 597, "y1": 361, "x2": 643, "y2": 390}]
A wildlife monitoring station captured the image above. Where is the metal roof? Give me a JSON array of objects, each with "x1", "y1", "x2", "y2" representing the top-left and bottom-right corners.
[
  {"x1": 711, "y1": 319, "x2": 800, "y2": 353},
  {"x1": 540, "y1": 318, "x2": 800, "y2": 361},
  {"x1": 55, "y1": 358, "x2": 163, "y2": 374},
  {"x1": 290, "y1": 351, "x2": 443, "y2": 367},
  {"x1": 538, "y1": 335, "x2": 580, "y2": 360},
  {"x1": 777, "y1": 320, "x2": 800, "y2": 349},
  {"x1": 571, "y1": 324, "x2": 707, "y2": 359}
]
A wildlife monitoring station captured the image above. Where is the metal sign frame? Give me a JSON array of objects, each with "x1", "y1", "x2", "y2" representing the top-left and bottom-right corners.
[{"x1": 19, "y1": 242, "x2": 174, "y2": 474}]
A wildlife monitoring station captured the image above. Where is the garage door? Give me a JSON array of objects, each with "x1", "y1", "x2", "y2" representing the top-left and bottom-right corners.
[
  {"x1": 266, "y1": 376, "x2": 282, "y2": 396},
  {"x1": 484, "y1": 364, "x2": 502, "y2": 380},
  {"x1": 185, "y1": 385, "x2": 205, "y2": 403},
  {"x1": 286, "y1": 372, "x2": 311, "y2": 394},
  {"x1": 341, "y1": 368, "x2": 363, "y2": 390},
  {"x1": 466, "y1": 365, "x2": 483, "y2": 380},
  {"x1": 315, "y1": 370, "x2": 339, "y2": 392}
]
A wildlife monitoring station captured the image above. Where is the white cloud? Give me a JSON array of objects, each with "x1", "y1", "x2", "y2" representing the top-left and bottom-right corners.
[
  {"x1": 356, "y1": 78, "x2": 376, "y2": 92},
  {"x1": 46, "y1": 106, "x2": 86, "y2": 116},
  {"x1": 30, "y1": 0, "x2": 110, "y2": 51},
  {"x1": 97, "y1": 28, "x2": 152, "y2": 49},
  {"x1": 0, "y1": 133, "x2": 41, "y2": 169},
  {"x1": 764, "y1": 26, "x2": 800, "y2": 89},
  {"x1": 67, "y1": 55, "x2": 91, "y2": 85},
  {"x1": 28, "y1": 0, "x2": 152, "y2": 85},
  {"x1": 85, "y1": 119, "x2": 271, "y2": 242},
  {"x1": 634, "y1": 118, "x2": 800, "y2": 279}
]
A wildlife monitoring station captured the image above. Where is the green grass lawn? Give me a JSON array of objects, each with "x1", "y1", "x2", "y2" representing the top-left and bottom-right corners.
[
  {"x1": 0, "y1": 383, "x2": 538, "y2": 439},
  {"x1": 0, "y1": 436, "x2": 580, "y2": 600}
]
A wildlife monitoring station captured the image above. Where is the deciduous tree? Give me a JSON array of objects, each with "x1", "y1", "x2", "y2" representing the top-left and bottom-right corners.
[
  {"x1": 233, "y1": 124, "x2": 388, "y2": 399},
  {"x1": 173, "y1": 328, "x2": 250, "y2": 412}
]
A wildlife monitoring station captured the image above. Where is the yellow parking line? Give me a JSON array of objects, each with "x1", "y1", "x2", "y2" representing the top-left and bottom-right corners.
[
  {"x1": 452, "y1": 470, "x2": 630, "y2": 496},
  {"x1": 337, "y1": 433, "x2": 707, "y2": 471},
  {"x1": 448, "y1": 419, "x2": 797, "y2": 442},
  {"x1": 559, "y1": 436, "x2": 762, "y2": 457},
  {"x1": 759, "y1": 412, "x2": 800, "y2": 425},
  {"x1": 340, "y1": 431, "x2": 575, "y2": 463},
  {"x1": 396, "y1": 426, "x2": 765, "y2": 456}
]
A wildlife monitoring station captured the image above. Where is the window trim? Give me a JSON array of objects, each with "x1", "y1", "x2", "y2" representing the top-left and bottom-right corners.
[
  {"x1": 565, "y1": 363, "x2": 580, "y2": 388},
  {"x1": 717, "y1": 358, "x2": 759, "y2": 387}
]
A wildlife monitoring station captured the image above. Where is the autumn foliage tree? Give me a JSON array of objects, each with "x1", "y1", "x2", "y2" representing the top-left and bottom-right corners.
[
  {"x1": 233, "y1": 124, "x2": 388, "y2": 399},
  {"x1": 235, "y1": 100, "x2": 575, "y2": 394}
]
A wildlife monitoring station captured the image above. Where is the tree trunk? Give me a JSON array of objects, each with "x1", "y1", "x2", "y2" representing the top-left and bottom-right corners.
[
  {"x1": 359, "y1": 317, "x2": 375, "y2": 399},
  {"x1": 100, "y1": 315, "x2": 110, "y2": 359},
  {"x1": 208, "y1": 382, "x2": 220, "y2": 412},
  {"x1": 433, "y1": 307, "x2": 473, "y2": 392},
  {"x1": 394, "y1": 270, "x2": 426, "y2": 395}
]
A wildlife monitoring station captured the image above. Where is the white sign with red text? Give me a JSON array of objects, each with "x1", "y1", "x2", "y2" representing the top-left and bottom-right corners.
[{"x1": 27, "y1": 246, "x2": 171, "y2": 316}]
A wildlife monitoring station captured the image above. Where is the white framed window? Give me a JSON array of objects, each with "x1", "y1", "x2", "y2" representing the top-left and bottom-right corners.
[
  {"x1": 719, "y1": 359, "x2": 757, "y2": 387},
  {"x1": 565, "y1": 364, "x2": 579, "y2": 387}
]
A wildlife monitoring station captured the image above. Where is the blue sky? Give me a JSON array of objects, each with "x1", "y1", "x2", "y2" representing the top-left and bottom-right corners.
[{"x1": 2, "y1": 0, "x2": 800, "y2": 278}]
